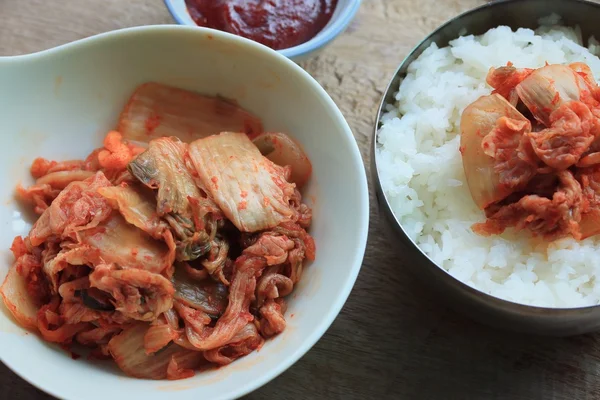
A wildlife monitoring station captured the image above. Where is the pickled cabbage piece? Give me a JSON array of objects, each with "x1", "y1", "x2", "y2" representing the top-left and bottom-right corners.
[
  {"x1": 43, "y1": 245, "x2": 99, "y2": 292},
  {"x1": 108, "y1": 323, "x2": 204, "y2": 379},
  {"x1": 203, "y1": 322, "x2": 263, "y2": 365},
  {"x1": 516, "y1": 65, "x2": 600, "y2": 170},
  {"x1": 89, "y1": 265, "x2": 174, "y2": 321},
  {"x1": 172, "y1": 266, "x2": 228, "y2": 317},
  {"x1": 98, "y1": 185, "x2": 168, "y2": 239},
  {"x1": 252, "y1": 132, "x2": 312, "y2": 188},
  {"x1": 117, "y1": 82, "x2": 263, "y2": 142},
  {"x1": 144, "y1": 322, "x2": 178, "y2": 354},
  {"x1": 78, "y1": 213, "x2": 173, "y2": 274},
  {"x1": 188, "y1": 132, "x2": 296, "y2": 232},
  {"x1": 35, "y1": 170, "x2": 96, "y2": 189},
  {"x1": 516, "y1": 64, "x2": 589, "y2": 126},
  {"x1": 486, "y1": 65, "x2": 534, "y2": 105},
  {"x1": 0, "y1": 267, "x2": 39, "y2": 330},
  {"x1": 128, "y1": 137, "x2": 199, "y2": 217},
  {"x1": 460, "y1": 94, "x2": 534, "y2": 209},
  {"x1": 579, "y1": 209, "x2": 600, "y2": 240},
  {"x1": 29, "y1": 172, "x2": 113, "y2": 247},
  {"x1": 128, "y1": 137, "x2": 210, "y2": 261}
]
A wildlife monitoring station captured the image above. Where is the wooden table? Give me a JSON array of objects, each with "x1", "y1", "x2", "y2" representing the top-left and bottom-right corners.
[{"x1": 2, "y1": 0, "x2": 600, "y2": 399}]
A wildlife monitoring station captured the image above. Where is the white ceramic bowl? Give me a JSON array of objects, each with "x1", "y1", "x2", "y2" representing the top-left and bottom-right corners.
[
  {"x1": 0, "y1": 26, "x2": 369, "y2": 400},
  {"x1": 163, "y1": 0, "x2": 362, "y2": 62}
]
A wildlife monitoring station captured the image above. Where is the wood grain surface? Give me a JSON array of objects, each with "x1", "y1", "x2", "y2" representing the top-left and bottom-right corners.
[{"x1": 2, "y1": 0, "x2": 600, "y2": 399}]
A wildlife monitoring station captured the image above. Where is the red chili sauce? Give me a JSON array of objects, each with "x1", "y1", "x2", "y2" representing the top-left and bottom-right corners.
[{"x1": 185, "y1": 0, "x2": 338, "y2": 50}]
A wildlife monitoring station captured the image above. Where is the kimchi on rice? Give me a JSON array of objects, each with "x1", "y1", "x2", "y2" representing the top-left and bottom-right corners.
[{"x1": 1, "y1": 83, "x2": 315, "y2": 380}]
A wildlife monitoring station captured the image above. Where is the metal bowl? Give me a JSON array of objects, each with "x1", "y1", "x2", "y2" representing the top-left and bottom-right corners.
[{"x1": 372, "y1": 0, "x2": 600, "y2": 336}]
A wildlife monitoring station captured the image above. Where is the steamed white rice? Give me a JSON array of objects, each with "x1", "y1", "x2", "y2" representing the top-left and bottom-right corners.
[{"x1": 376, "y1": 18, "x2": 600, "y2": 308}]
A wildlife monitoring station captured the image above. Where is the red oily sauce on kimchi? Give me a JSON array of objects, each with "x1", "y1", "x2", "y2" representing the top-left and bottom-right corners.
[
  {"x1": 461, "y1": 62, "x2": 600, "y2": 241},
  {"x1": 0, "y1": 83, "x2": 314, "y2": 380}
]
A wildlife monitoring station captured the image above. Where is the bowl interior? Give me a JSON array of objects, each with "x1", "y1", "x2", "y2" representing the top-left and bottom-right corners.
[{"x1": 0, "y1": 26, "x2": 368, "y2": 400}]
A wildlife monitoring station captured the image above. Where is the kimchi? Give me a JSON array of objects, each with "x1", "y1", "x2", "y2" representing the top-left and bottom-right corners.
[
  {"x1": 1, "y1": 83, "x2": 315, "y2": 380},
  {"x1": 461, "y1": 62, "x2": 600, "y2": 241}
]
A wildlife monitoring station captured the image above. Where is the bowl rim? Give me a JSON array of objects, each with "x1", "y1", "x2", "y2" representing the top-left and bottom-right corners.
[
  {"x1": 162, "y1": 0, "x2": 362, "y2": 59},
  {"x1": 372, "y1": 0, "x2": 600, "y2": 313},
  {"x1": 0, "y1": 24, "x2": 370, "y2": 400}
]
